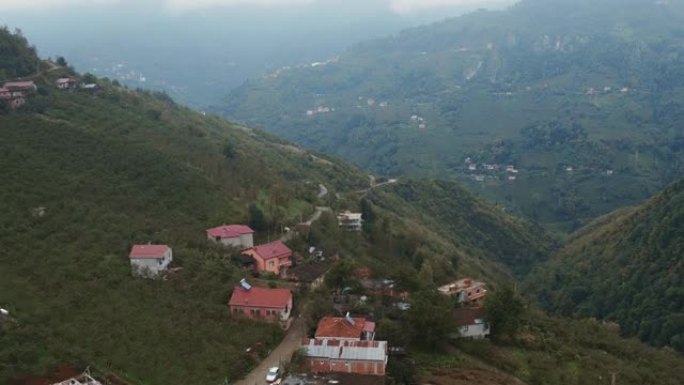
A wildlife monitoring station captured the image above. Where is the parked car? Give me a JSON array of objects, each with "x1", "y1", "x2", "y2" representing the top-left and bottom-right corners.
[{"x1": 266, "y1": 367, "x2": 280, "y2": 383}]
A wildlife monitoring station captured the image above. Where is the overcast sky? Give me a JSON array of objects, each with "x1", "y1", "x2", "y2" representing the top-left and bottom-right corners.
[{"x1": 0, "y1": 0, "x2": 516, "y2": 14}]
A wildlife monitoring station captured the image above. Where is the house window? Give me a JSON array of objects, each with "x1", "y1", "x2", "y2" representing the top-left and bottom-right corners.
[{"x1": 158, "y1": 258, "x2": 163, "y2": 265}]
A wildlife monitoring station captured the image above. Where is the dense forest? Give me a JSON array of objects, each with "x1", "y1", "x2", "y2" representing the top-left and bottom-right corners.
[
  {"x1": 218, "y1": 0, "x2": 684, "y2": 232},
  {"x1": 528, "y1": 179, "x2": 684, "y2": 352}
]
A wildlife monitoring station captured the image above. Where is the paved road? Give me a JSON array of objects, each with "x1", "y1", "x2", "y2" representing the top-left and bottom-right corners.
[
  {"x1": 235, "y1": 316, "x2": 307, "y2": 385},
  {"x1": 317, "y1": 184, "x2": 328, "y2": 199}
]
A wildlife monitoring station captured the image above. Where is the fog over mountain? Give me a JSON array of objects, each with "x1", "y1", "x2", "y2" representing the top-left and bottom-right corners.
[{"x1": 0, "y1": 0, "x2": 515, "y2": 108}]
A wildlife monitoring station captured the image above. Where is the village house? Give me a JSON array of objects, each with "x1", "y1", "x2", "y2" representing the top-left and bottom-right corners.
[
  {"x1": 300, "y1": 339, "x2": 388, "y2": 376},
  {"x1": 3, "y1": 80, "x2": 37, "y2": 94},
  {"x1": 361, "y1": 278, "x2": 409, "y2": 301},
  {"x1": 128, "y1": 244, "x2": 173, "y2": 277},
  {"x1": 56, "y1": 77, "x2": 79, "y2": 89},
  {"x1": 228, "y1": 280, "x2": 293, "y2": 323},
  {"x1": 337, "y1": 211, "x2": 363, "y2": 231},
  {"x1": 315, "y1": 313, "x2": 376, "y2": 341},
  {"x1": 242, "y1": 240, "x2": 293, "y2": 275},
  {"x1": 206, "y1": 224, "x2": 254, "y2": 248},
  {"x1": 453, "y1": 307, "x2": 490, "y2": 339},
  {"x1": 0, "y1": 87, "x2": 11, "y2": 99},
  {"x1": 438, "y1": 278, "x2": 487, "y2": 306},
  {"x1": 288, "y1": 262, "x2": 329, "y2": 289}
]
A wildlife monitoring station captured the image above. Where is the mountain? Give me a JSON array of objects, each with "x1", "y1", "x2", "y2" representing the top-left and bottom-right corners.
[
  {"x1": 218, "y1": 0, "x2": 684, "y2": 232},
  {"x1": 2, "y1": 28, "x2": 684, "y2": 385},
  {"x1": 528, "y1": 178, "x2": 684, "y2": 352}
]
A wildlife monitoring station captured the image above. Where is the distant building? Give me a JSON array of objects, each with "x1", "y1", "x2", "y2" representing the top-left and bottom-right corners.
[
  {"x1": 468, "y1": 163, "x2": 477, "y2": 171},
  {"x1": 315, "y1": 314, "x2": 376, "y2": 341},
  {"x1": 0, "y1": 87, "x2": 11, "y2": 99},
  {"x1": 301, "y1": 339, "x2": 388, "y2": 376},
  {"x1": 242, "y1": 240, "x2": 293, "y2": 275},
  {"x1": 438, "y1": 278, "x2": 487, "y2": 305},
  {"x1": 206, "y1": 224, "x2": 254, "y2": 248},
  {"x1": 337, "y1": 211, "x2": 363, "y2": 231},
  {"x1": 128, "y1": 244, "x2": 173, "y2": 277},
  {"x1": 56, "y1": 77, "x2": 80, "y2": 89},
  {"x1": 229, "y1": 281, "x2": 293, "y2": 323},
  {"x1": 453, "y1": 307, "x2": 490, "y2": 339},
  {"x1": 3, "y1": 80, "x2": 37, "y2": 93}
]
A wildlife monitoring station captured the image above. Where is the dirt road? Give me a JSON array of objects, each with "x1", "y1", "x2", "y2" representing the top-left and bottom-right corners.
[{"x1": 235, "y1": 316, "x2": 307, "y2": 385}]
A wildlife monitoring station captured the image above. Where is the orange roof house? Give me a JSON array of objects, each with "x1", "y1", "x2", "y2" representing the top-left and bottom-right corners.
[
  {"x1": 315, "y1": 313, "x2": 376, "y2": 341},
  {"x1": 242, "y1": 240, "x2": 292, "y2": 276}
]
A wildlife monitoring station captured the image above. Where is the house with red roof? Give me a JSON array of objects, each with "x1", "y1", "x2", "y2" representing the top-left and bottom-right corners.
[
  {"x1": 128, "y1": 244, "x2": 173, "y2": 277},
  {"x1": 242, "y1": 240, "x2": 292, "y2": 276},
  {"x1": 315, "y1": 314, "x2": 376, "y2": 341},
  {"x1": 206, "y1": 224, "x2": 254, "y2": 249},
  {"x1": 300, "y1": 339, "x2": 388, "y2": 376},
  {"x1": 3, "y1": 80, "x2": 37, "y2": 93},
  {"x1": 453, "y1": 307, "x2": 490, "y2": 339},
  {"x1": 438, "y1": 278, "x2": 487, "y2": 306},
  {"x1": 229, "y1": 281, "x2": 293, "y2": 323}
]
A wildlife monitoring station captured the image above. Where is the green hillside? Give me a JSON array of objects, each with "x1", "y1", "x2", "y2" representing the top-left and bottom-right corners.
[
  {"x1": 0, "y1": 28, "x2": 544, "y2": 384},
  {"x1": 528, "y1": 179, "x2": 684, "y2": 352},
  {"x1": 218, "y1": 0, "x2": 684, "y2": 232}
]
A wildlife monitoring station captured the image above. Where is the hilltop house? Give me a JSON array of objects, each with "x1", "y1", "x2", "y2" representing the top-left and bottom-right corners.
[
  {"x1": 438, "y1": 278, "x2": 487, "y2": 306},
  {"x1": 229, "y1": 280, "x2": 292, "y2": 323},
  {"x1": 315, "y1": 314, "x2": 376, "y2": 341},
  {"x1": 0, "y1": 87, "x2": 10, "y2": 99},
  {"x1": 242, "y1": 240, "x2": 292, "y2": 275},
  {"x1": 129, "y1": 244, "x2": 173, "y2": 277},
  {"x1": 206, "y1": 224, "x2": 254, "y2": 248},
  {"x1": 300, "y1": 339, "x2": 388, "y2": 376},
  {"x1": 453, "y1": 307, "x2": 490, "y2": 339},
  {"x1": 337, "y1": 211, "x2": 363, "y2": 231},
  {"x1": 56, "y1": 77, "x2": 79, "y2": 89}
]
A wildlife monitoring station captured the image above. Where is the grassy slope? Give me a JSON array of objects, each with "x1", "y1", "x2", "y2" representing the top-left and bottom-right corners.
[{"x1": 527, "y1": 179, "x2": 684, "y2": 352}]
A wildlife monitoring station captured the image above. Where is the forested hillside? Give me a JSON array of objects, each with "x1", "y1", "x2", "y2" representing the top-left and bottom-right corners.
[
  {"x1": 0, "y1": 28, "x2": 545, "y2": 384},
  {"x1": 218, "y1": 0, "x2": 684, "y2": 232},
  {"x1": 528, "y1": 179, "x2": 684, "y2": 352}
]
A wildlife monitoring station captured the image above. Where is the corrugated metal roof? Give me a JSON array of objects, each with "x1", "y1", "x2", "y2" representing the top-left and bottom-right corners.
[{"x1": 302, "y1": 339, "x2": 387, "y2": 362}]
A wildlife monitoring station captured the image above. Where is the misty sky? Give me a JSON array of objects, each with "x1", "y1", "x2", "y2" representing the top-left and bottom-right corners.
[{"x1": 0, "y1": 0, "x2": 515, "y2": 14}]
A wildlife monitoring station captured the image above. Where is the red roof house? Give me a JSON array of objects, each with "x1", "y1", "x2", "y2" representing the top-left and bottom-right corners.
[
  {"x1": 315, "y1": 314, "x2": 376, "y2": 341},
  {"x1": 0, "y1": 87, "x2": 11, "y2": 100},
  {"x1": 229, "y1": 284, "x2": 293, "y2": 323},
  {"x1": 128, "y1": 244, "x2": 173, "y2": 277},
  {"x1": 206, "y1": 224, "x2": 254, "y2": 248},
  {"x1": 3, "y1": 80, "x2": 37, "y2": 92},
  {"x1": 242, "y1": 240, "x2": 292, "y2": 276}
]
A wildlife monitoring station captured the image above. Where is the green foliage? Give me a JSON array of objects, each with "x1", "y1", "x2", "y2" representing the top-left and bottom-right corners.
[
  {"x1": 0, "y1": 27, "x2": 39, "y2": 80},
  {"x1": 218, "y1": 0, "x2": 684, "y2": 231},
  {"x1": 528, "y1": 179, "x2": 684, "y2": 352},
  {"x1": 485, "y1": 286, "x2": 524, "y2": 340},
  {"x1": 406, "y1": 290, "x2": 456, "y2": 349}
]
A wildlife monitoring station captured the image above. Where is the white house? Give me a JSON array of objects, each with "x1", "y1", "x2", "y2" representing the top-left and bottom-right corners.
[
  {"x1": 337, "y1": 211, "x2": 363, "y2": 231},
  {"x1": 206, "y1": 224, "x2": 254, "y2": 248},
  {"x1": 453, "y1": 307, "x2": 490, "y2": 339},
  {"x1": 129, "y1": 244, "x2": 173, "y2": 277},
  {"x1": 51, "y1": 371, "x2": 102, "y2": 385}
]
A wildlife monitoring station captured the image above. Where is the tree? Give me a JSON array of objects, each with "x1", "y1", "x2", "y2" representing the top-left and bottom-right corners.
[
  {"x1": 55, "y1": 56, "x2": 67, "y2": 67},
  {"x1": 485, "y1": 285, "x2": 525, "y2": 341},
  {"x1": 82, "y1": 73, "x2": 97, "y2": 84},
  {"x1": 407, "y1": 290, "x2": 455, "y2": 349},
  {"x1": 248, "y1": 203, "x2": 267, "y2": 232}
]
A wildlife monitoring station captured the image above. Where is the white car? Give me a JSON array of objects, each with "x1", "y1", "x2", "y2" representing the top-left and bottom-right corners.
[{"x1": 266, "y1": 367, "x2": 280, "y2": 383}]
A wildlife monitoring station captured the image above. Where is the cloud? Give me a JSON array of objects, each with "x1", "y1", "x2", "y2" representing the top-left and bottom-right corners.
[
  {"x1": 0, "y1": 0, "x2": 118, "y2": 10},
  {"x1": 387, "y1": 0, "x2": 511, "y2": 13},
  {"x1": 164, "y1": 0, "x2": 316, "y2": 11}
]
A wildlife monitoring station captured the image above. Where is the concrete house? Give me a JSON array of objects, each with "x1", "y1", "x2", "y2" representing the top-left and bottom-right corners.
[
  {"x1": 438, "y1": 278, "x2": 487, "y2": 306},
  {"x1": 315, "y1": 314, "x2": 376, "y2": 341},
  {"x1": 3, "y1": 80, "x2": 37, "y2": 93},
  {"x1": 337, "y1": 211, "x2": 363, "y2": 231},
  {"x1": 56, "y1": 77, "x2": 80, "y2": 89},
  {"x1": 51, "y1": 371, "x2": 103, "y2": 385},
  {"x1": 453, "y1": 307, "x2": 490, "y2": 339},
  {"x1": 287, "y1": 262, "x2": 328, "y2": 289},
  {"x1": 301, "y1": 339, "x2": 388, "y2": 376},
  {"x1": 129, "y1": 244, "x2": 173, "y2": 277},
  {"x1": 229, "y1": 280, "x2": 293, "y2": 323},
  {"x1": 206, "y1": 224, "x2": 254, "y2": 248},
  {"x1": 242, "y1": 240, "x2": 292, "y2": 276}
]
